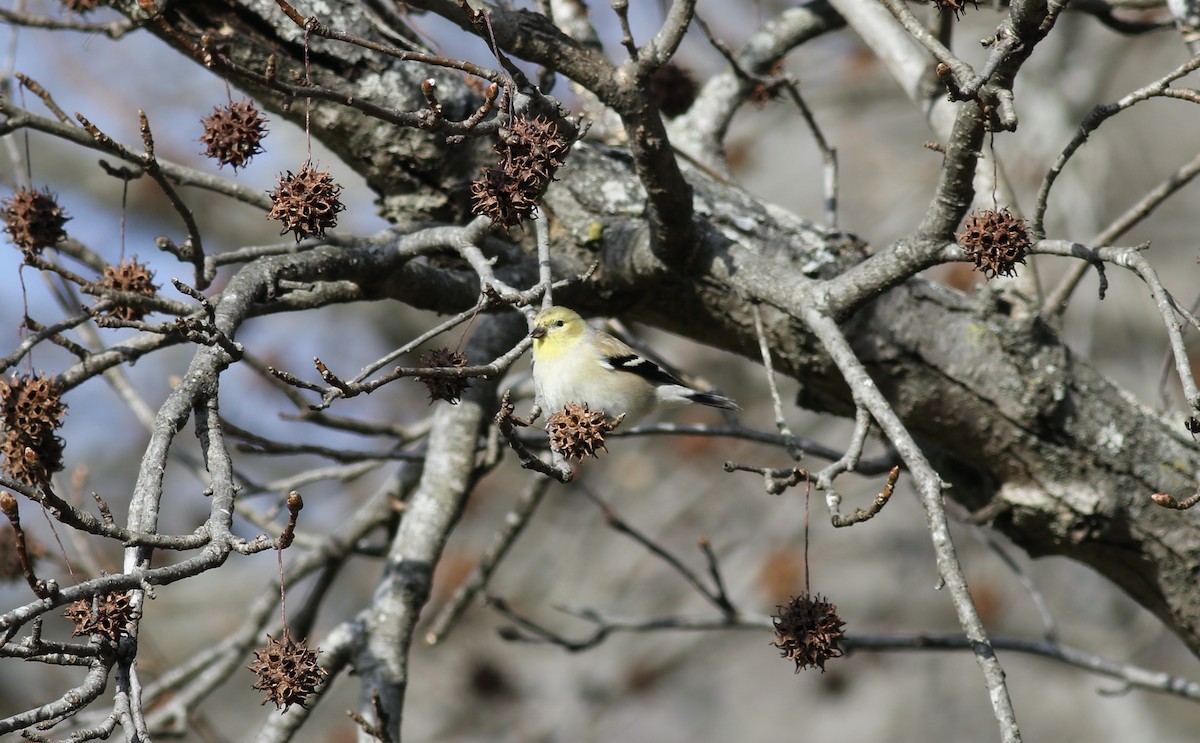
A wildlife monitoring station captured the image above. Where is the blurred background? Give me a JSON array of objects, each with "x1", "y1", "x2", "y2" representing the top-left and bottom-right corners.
[{"x1": 2, "y1": 1, "x2": 1200, "y2": 741}]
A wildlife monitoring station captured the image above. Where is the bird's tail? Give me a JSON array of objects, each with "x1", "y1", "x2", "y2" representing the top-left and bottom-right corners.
[{"x1": 685, "y1": 390, "x2": 740, "y2": 411}]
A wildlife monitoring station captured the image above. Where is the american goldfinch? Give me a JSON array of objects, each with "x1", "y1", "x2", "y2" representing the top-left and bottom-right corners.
[{"x1": 529, "y1": 306, "x2": 738, "y2": 423}]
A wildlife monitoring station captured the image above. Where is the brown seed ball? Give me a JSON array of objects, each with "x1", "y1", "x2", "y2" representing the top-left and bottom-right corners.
[
  {"x1": 470, "y1": 115, "x2": 570, "y2": 228},
  {"x1": 200, "y1": 100, "x2": 269, "y2": 171},
  {"x1": 546, "y1": 402, "x2": 622, "y2": 460},
  {"x1": 2, "y1": 188, "x2": 69, "y2": 255},
  {"x1": 417, "y1": 348, "x2": 470, "y2": 404},
  {"x1": 99, "y1": 257, "x2": 158, "y2": 322},
  {"x1": 772, "y1": 593, "x2": 847, "y2": 673},
  {"x1": 267, "y1": 163, "x2": 346, "y2": 242},
  {"x1": 957, "y1": 207, "x2": 1030, "y2": 279},
  {"x1": 248, "y1": 632, "x2": 328, "y2": 710},
  {"x1": 0, "y1": 373, "x2": 67, "y2": 486},
  {"x1": 64, "y1": 592, "x2": 134, "y2": 643}
]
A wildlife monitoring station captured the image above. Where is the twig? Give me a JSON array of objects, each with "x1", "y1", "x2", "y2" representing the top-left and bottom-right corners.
[
  {"x1": 1043, "y1": 149, "x2": 1200, "y2": 317},
  {"x1": 682, "y1": 5, "x2": 843, "y2": 164},
  {"x1": 269, "y1": 0, "x2": 506, "y2": 85},
  {"x1": 0, "y1": 475, "x2": 209, "y2": 551},
  {"x1": 349, "y1": 298, "x2": 488, "y2": 384},
  {"x1": 0, "y1": 492, "x2": 46, "y2": 598},
  {"x1": 965, "y1": 524, "x2": 1059, "y2": 642},
  {"x1": 696, "y1": 537, "x2": 735, "y2": 618},
  {"x1": 0, "y1": 8, "x2": 137, "y2": 38},
  {"x1": 348, "y1": 690, "x2": 395, "y2": 743},
  {"x1": 830, "y1": 466, "x2": 898, "y2": 527},
  {"x1": 750, "y1": 302, "x2": 801, "y2": 459},
  {"x1": 496, "y1": 390, "x2": 572, "y2": 482},
  {"x1": 488, "y1": 596, "x2": 1200, "y2": 706},
  {"x1": 635, "y1": 0, "x2": 696, "y2": 70},
  {"x1": 13, "y1": 72, "x2": 71, "y2": 123},
  {"x1": 1032, "y1": 53, "x2": 1200, "y2": 240},
  {"x1": 778, "y1": 78, "x2": 839, "y2": 229},
  {"x1": 612, "y1": 421, "x2": 897, "y2": 474},
  {"x1": 578, "y1": 486, "x2": 737, "y2": 618},
  {"x1": 0, "y1": 660, "x2": 114, "y2": 735},
  {"x1": 136, "y1": 111, "x2": 207, "y2": 288},
  {"x1": 0, "y1": 95, "x2": 273, "y2": 211},
  {"x1": 296, "y1": 335, "x2": 533, "y2": 411},
  {"x1": 816, "y1": 405, "x2": 873, "y2": 518},
  {"x1": 0, "y1": 310, "x2": 93, "y2": 374},
  {"x1": 724, "y1": 461, "x2": 809, "y2": 496},
  {"x1": 694, "y1": 17, "x2": 839, "y2": 227},
  {"x1": 1033, "y1": 240, "x2": 1200, "y2": 410},
  {"x1": 224, "y1": 420, "x2": 417, "y2": 463},
  {"x1": 611, "y1": 0, "x2": 639, "y2": 59},
  {"x1": 488, "y1": 596, "x2": 756, "y2": 652},
  {"x1": 799, "y1": 305, "x2": 1021, "y2": 743},
  {"x1": 1152, "y1": 491, "x2": 1200, "y2": 510},
  {"x1": 20, "y1": 252, "x2": 193, "y2": 317},
  {"x1": 425, "y1": 477, "x2": 551, "y2": 644},
  {"x1": 843, "y1": 633, "x2": 1200, "y2": 702},
  {"x1": 240, "y1": 352, "x2": 426, "y2": 442},
  {"x1": 276, "y1": 492, "x2": 303, "y2": 549},
  {"x1": 875, "y1": 0, "x2": 975, "y2": 94}
]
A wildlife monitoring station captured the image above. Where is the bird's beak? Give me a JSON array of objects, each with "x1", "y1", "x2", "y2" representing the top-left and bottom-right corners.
[{"x1": 530, "y1": 325, "x2": 547, "y2": 340}]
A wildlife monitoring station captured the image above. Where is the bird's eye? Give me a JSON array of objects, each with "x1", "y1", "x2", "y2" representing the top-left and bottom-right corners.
[{"x1": 554, "y1": 320, "x2": 565, "y2": 327}]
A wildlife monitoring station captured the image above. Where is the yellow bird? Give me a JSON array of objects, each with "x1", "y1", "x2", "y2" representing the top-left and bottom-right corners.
[{"x1": 529, "y1": 306, "x2": 738, "y2": 423}]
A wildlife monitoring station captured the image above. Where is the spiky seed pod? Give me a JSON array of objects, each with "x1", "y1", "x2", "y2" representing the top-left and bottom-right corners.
[
  {"x1": 417, "y1": 347, "x2": 470, "y2": 404},
  {"x1": 0, "y1": 373, "x2": 66, "y2": 486},
  {"x1": 200, "y1": 100, "x2": 269, "y2": 171},
  {"x1": 61, "y1": 601, "x2": 90, "y2": 633},
  {"x1": 932, "y1": 0, "x2": 982, "y2": 18},
  {"x1": 249, "y1": 632, "x2": 328, "y2": 711},
  {"x1": 2, "y1": 188, "x2": 69, "y2": 255},
  {"x1": 267, "y1": 163, "x2": 345, "y2": 242},
  {"x1": 772, "y1": 593, "x2": 846, "y2": 673},
  {"x1": 470, "y1": 167, "x2": 522, "y2": 228},
  {"x1": 64, "y1": 592, "x2": 134, "y2": 642},
  {"x1": 957, "y1": 207, "x2": 1030, "y2": 279},
  {"x1": 62, "y1": 0, "x2": 104, "y2": 12},
  {"x1": 99, "y1": 257, "x2": 158, "y2": 322},
  {"x1": 546, "y1": 402, "x2": 622, "y2": 460},
  {"x1": 649, "y1": 62, "x2": 698, "y2": 119},
  {"x1": 470, "y1": 114, "x2": 570, "y2": 228},
  {"x1": 502, "y1": 115, "x2": 572, "y2": 173}
]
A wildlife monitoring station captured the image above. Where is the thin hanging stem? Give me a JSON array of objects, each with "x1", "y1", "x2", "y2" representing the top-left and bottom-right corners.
[
  {"x1": 119, "y1": 176, "x2": 128, "y2": 262},
  {"x1": 303, "y1": 26, "x2": 313, "y2": 163},
  {"x1": 277, "y1": 547, "x2": 290, "y2": 634},
  {"x1": 803, "y1": 478, "x2": 811, "y2": 593}
]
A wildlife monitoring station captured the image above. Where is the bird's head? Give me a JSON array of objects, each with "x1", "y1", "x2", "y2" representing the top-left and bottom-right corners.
[{"x1": 530, "y1": 306, "x2": 587, "y2": 356}]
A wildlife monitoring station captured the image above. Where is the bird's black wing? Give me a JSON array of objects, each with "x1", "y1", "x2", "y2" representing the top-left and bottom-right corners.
[{"x1": 601, "y1": 353, "x2": 685, "y2": 387}]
